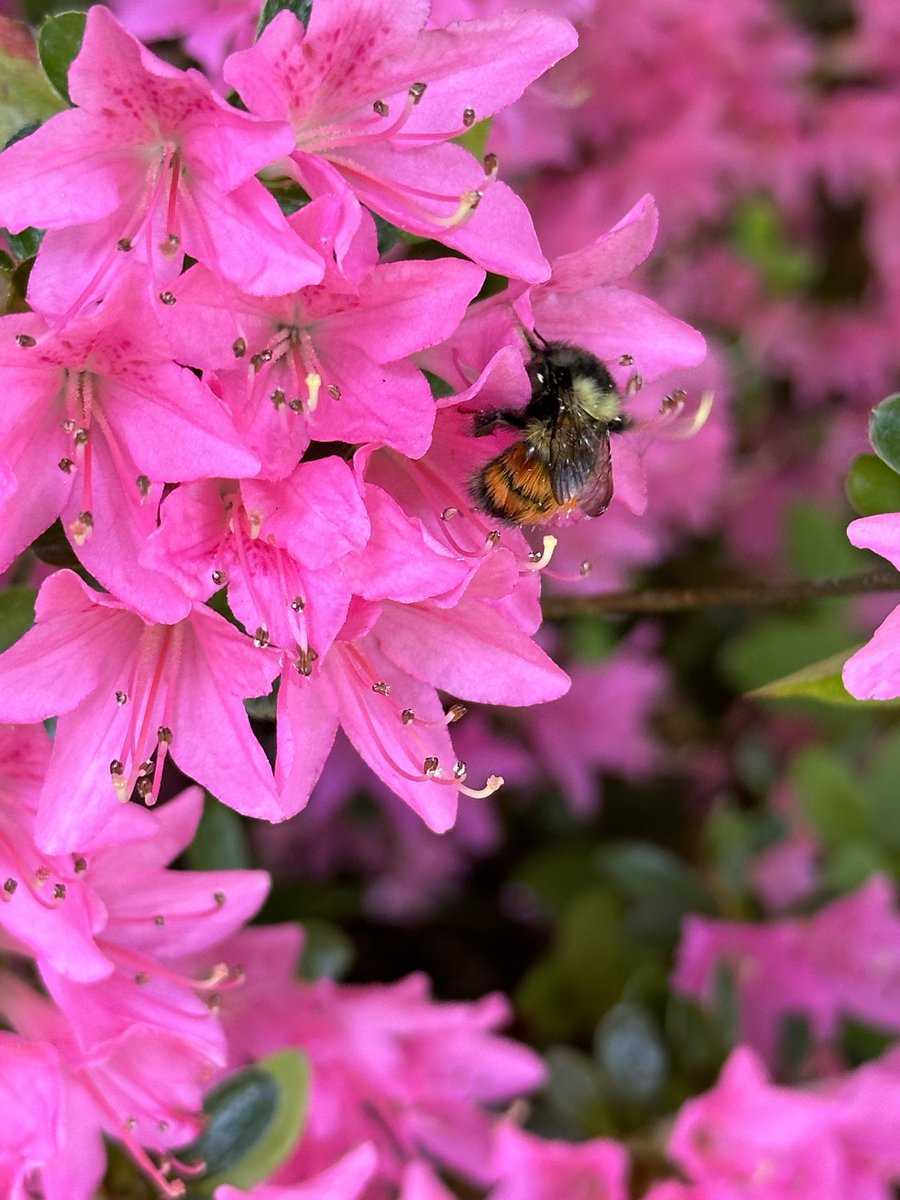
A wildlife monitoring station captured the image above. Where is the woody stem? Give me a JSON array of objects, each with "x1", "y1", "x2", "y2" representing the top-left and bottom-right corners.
[{"x1": 542, "y1": 568, "x2": 900, "y2": 617}]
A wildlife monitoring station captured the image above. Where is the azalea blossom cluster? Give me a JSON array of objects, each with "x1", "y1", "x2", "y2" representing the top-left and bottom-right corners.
[{"x1": 0, "y1": 0, "x2": 720, "y2": 1195}]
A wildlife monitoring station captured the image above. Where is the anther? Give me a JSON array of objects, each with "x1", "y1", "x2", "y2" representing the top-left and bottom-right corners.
[
  {"x1": 271, "y1": 388, "x2": 286, "y2": 407},
  {"x1": 327, "y1": 384, "x2": 341, "y2": 401},
  {"x1": 486, "y1": 530, "x2": 501, "y2": 547},
  {"x1": 288, "y1": 398, "x2": 303, "y2": 412},
  {"x1": 453, "y1": 760, "x2": 467, "y2": 779},
  {"x1": 117, "y1": 237, "x2": 133, "y2": 252},
  {"x1": 373, "y1": 99, "x2": 389, "y2": 116},
  {"x1": 157, "y1": 726, "x2": 173, "y2": 745},
  {"x1": 626, "y1": 373, "x2": 644, "y2": 396},
  {"x1": 232, "y1": 337, "x2": 247, "y2": 359},
  {"x1": 15, "y1": 334, "x2": 36, "y2": 348},
  {"x1": 372, "y1": 681, "x2": 392, "y2": 696},
  {"x1": 62, "y1": 419, "x2": 76, "y2": 433},
  {"x1": 58, "y1": 458, "x2": 73, "y2": 473},
  {"x1": 409, "y1": 81, "x2": 427, "y2": 103},
  {"x1": 159, "y1": 290, "x2": 177, "y2": 305},
  {"x1": 483, "y1": 152, "x2": 498, "y2": 177},
  {"x1": 35, "y1": 866, "x2": 50, "y2": 885},
  {"x1": 53, "y1": 883, "x2": 66, "y2": 901},
  {"x1": 211, "y1": 569, "x2": 227, "y2": 585},
  {"x1": 213, "y1": 892, "x2": 226, "y2": 907},
  {"x1": 251, "y1": 349, "x2": 273, "y2": 370},
  {"x1": 661, "y1": 389, "x2": 686, "y2": 413},
  {"x1": 136, "y1": 475, "x2": 151, "y2": 498},
  {"x1": 154, "y1": 915, "x2": 165, "y2": 926},
  {"x1": 253, "y1": 626, "x2": 270, "y2": 649},
  {"x1": 4, "y1": 878, "x2": 17, "y2": 894},
  {"x1": 619, "y1": 354, "x2": 634, "y2": 366},
  {"x1": 463, "y1": 107, "x2": 476, "y2": 127},
  {"x1": 447, "y1": 703, "x2": 467, "y2": 723},
  {"x1": 136, "y1": 777, "x2": 153, "y2": 799},
  {"x1": 206, "y1": 993, "x2": 222, "y2": 1011},
  {"x1": 296, "y1": 647, "x2": 318, "y2": 676},
  {"x1": 423, "y1": 756, "x2": 440, "y2": 776},
  {"x1": 73, "y1": 428, "x2": 89, "y2": 446},
  {"x1": 115, "y1": 691, "x2": 128, "y2": 709},
  {"x1": 73, "y1": 857, "x2": 87, "y2": 874},
  {"x1": 135, "y1": 972, "x2": 151, "y2": 985},
  {"x1": 110, "y1": 759, "x2": 124, "y2": 777},
  {"x1": 138, "y1": 760, "x2": 154, "y2": 777},
  {"x1": 160, "y1": 233, "x2": 180, "y2": 256},
  {"x1": 402, "y1": 708, "x2": 415, "y2": 724},
  {"x1": 580, "y1": 560, "x2": 593, "y2": 576},
  {"x1": 291, "y1": 596, "x2": 305, "y2": 612},
  {"x1": 441, "y1": 507, "x2": 460, "y2": 520}
]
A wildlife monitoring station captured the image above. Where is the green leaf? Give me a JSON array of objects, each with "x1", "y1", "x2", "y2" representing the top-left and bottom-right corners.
[
  {"x1": 38, "y1": 11, "x2": 86, "y2": 104},
  {"x1": 183, "y1": 1050, "x2": 309, "y2": 1196},
  {"x1": 870, "y1": 393, "x2": 900, "y2": 475},
  {"x1": 785, "y1": 501, "x2": 868, "y2": 578},
  {"x1": 257, "y1": 0, "x2": 313, "y2": 36},
  {"x1": 732, "y1": 195, "x2": 816, "y2": 295},
  {"x1": 0, "y1": 17, "x2": 64, "y2": 147},
  {"x1": 847, "y1": 453, "x2": 900, "y2": 516},
  {"x1": 0, "y1": 587, "x2": 35, "y2": 652},
  {"x1": 299, "y1": 917, "x2": 354, "y2": 980},
  {"x1": 186, "y1": 795, "x2": 252, "y2": 871},
  {"x1": 593, "y1": 1002, "x2": 669, "y2": 1107},
  {"x1": 3, "y1": 225, "x2": 44, "y2": 261},
  {"x1": 750, "y1": 646, "x2": 900, "y2": 707},
  {"x1": 595, "y1": 842, "x2": 715, "y2": 921},
  {"x1": 720, "y1": 611, "x2": 859, "y2": 694},
  {"x1": 790, "y1": 745, "x2": 869, "y2": 848}
]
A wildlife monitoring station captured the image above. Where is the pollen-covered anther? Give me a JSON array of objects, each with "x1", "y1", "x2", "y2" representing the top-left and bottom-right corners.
[
  {"x1": 73, "y1": 428, "x2": 89, "y2": 446},
  {"x1": 441, "y1": 507, "x2": 460, "y2": 521},
  {"x1": 290, "y1": 596, "x2": 305, "y2": 612},
  {"x1": 296, "y1": 647, "x2": 318, "y2": 676},
  {"x1": 447, "y1": 703, "x2": 467, "y2": 723},
  {"x1": 626, "y1": 373, "x2": 644, "y2": 396},
  {"x1": 402, "y1": 708, "x2": 415, "y2": 724},
  {"x1": 251, "y1": 349, "x2": 273, "y2": 371},
  {"x1": 110, "y1": 759, "x2": 125, "y2": 777},
  {"x1": 288, "y1": 397, "x2": 303, "y2": 412},
  {"x1": 373, "y1": 99, "x2": 389, "y2": 116},
  {"x1": 73, "y1": 856, "x2": 87, "y2": 874},
  {"x1": 327, "y1": 384, "x2": 341, "y2": 400},
  {"x1": 483, "y1": 153, "x2": 498, "y2": 180},
  {"x1": 211, "y1": 568, "x2": 227, "y2": 586},
  {"x1": 136, "y1": 474, "x2": 151, "y2": 498},
  {"x1": 486, "y1": 530, "x2": 501, "y2": 547},
  {"x1": 232, "y1": 337, "x2": 247, "y2": 358},
  {"x1": 528, "y1": 535, "x2": 558, "y2": 571},
  {"x1": 580, "y1": 560, "x2": 593, "y2": 576},
  {"x1": 271, "y1": 387, "x2": 285, "y2": 408},
  {"x1": 15, "y1": 333, "x2": 36, "y2": 348},
  {"x1": 409, "y1": 81, "x2": 427, "y2": 103},
  {"x1": 53, "y1": 883, "x2": 66, "y2": 900},
  {"x1": 58, "y1": 457, "x2": 73, "y2": 473},
  {"x1": 372, "y1": 680, "x2": 392, "y2": 697},
  {"x1": 137, "y1": 759, "x2": 154, "y2": 778},
  {"x1": 463, "y1": 107, "x2": 476, "y2": 127},
  {"x1": 160, "y1": 232, "x2": 180, "y2": 256},
  {"x1": 115, "y1": 689, "x2": 128, "y2": 706},
  {"x1": 35, "y1": 865, "x2": 51, "y2": 885},
  {"x1": 453, "y1": 760, "x2": 467, "y2": 779},
  {"x1": 423, "y1": 756, "x2": 441, "y2": 776},
  {"x1": 661, "y1": 388, "x2": 686, "y2": 414},
  {"x1": 159, "y1": 290, "x2": 176, "y2": 306},
  {"x1": 305, "y1": 372, "x2": 321, "y2": 413},
  {"x1": 3, "y1": 878, "x2": 17, "y2": 895},
  {"x1": 253, "y1": 626, "x2": 270, "y2": 648},
  {"x1": 117, "y1": 237, "x2": 133, "y2": 252},
  {"x1": 136, "y1": 777, "x2": 153, "y2": 800},
  {"x1": 619, "y1": 353, "x2": 635, "y2": 366}
]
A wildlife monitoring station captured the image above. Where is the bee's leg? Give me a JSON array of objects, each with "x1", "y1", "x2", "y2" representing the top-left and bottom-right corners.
[{"x1": 472, "y1": 408, "x2": 531, "y2": 437}]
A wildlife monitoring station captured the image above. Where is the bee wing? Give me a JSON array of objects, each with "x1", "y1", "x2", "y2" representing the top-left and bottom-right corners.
[
  {"x1": 578, "y1": 428, "x2": 614, "y2": 517},
  {"x1": 548, "y1": 410, "x2": 600, "y2": 504}
]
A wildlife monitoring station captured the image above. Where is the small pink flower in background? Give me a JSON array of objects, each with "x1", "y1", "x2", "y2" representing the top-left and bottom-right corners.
[
  {"x1": 108, "y1": 0, "x2": 260, "y2": 83},
  {"x1": 0, "y1": 570, "x2": 281, "y2": 851},
  {"x1": 843, "y1": 513, "x2": 900, "y2": 699},
  {"x1": 215, "y1": 1143, "x2": 378, "y2": 1200},
  {"x1": 674, "y1": 876, "x2": 900, "y2": 1062}
]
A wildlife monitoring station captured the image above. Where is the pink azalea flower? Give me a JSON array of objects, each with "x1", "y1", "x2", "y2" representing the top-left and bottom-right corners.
[
  {"x1": 0, "y1": 1033, "x2": 70, "y2": 1200},
  {"x1": 0, "y1": 266, "x2": 259, "y2": 623},
  {"x1": 843, "y1": 513, "x2": 900, "y2": 700},
  {"x1": 674, "y1": 876, "x2": 900, "y2": 1062},
  {"x1": 0, "y1": 6, "x2": 322, "y2": 315},
  {"x1": 157, "y1": 198, "x2": 485, "y2": 473},
  {"x1": 0, "y1": 570, "x2": 281, "y2": 852},
  {"x1": 214, "y1": 926, "x2": 546, "y2": 1194},
  {"x1": 215, "y1": 1144, "x2": 378, "y2": 1200},
  {"x1": 487, "y1": 1123, "x2": 629, "y2": 1200},
  {"x1": 224, "y1": 4, "x2": 578, "y2": 281}
]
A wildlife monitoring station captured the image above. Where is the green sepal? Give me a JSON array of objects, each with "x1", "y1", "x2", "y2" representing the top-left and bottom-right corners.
[
  {"x1": 847, "y1": 453, "x2": 900, "y2": 516},
  {"x1": 257, "y1": 0, "x2": 313, "y2": 37},
  {"x1": 749, "y1": 647, "x2": 900, "y2": 707}
]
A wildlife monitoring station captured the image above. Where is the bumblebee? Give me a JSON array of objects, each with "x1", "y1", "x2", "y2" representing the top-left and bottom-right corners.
[{"x1": 470, "y1": 334, "x2": 629, "y2": 525}]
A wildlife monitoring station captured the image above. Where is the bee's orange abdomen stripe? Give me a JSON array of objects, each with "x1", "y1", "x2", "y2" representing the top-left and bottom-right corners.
[{"x1": 473, "y1": 444, "x2": 558, "y2": 525}]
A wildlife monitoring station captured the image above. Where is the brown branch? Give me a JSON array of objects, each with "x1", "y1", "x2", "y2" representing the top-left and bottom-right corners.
[{"x1": 541, "y1": 568, "x2": 900, "y2": 618}]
